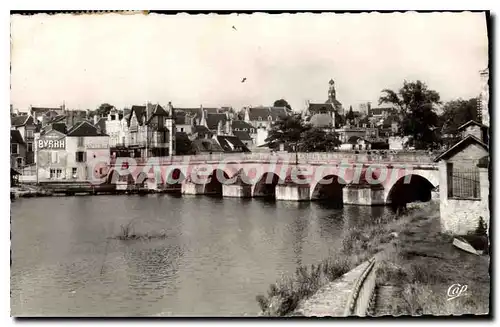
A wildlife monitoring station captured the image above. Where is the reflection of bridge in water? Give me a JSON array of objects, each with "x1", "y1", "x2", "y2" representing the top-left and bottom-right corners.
[{"x1": 106, "y1": 151, "x2": 439, "y2": 207}]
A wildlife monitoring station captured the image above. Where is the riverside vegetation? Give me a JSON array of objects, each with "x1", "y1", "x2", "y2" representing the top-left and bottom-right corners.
[{"x1": 256, "y1": 201, "x2": 490, "y2": 316}]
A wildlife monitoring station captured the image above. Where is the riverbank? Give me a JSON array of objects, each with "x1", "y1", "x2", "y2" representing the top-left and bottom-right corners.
[{"x1": 256, "y1": 201, "x2": 490, "y2": 316}]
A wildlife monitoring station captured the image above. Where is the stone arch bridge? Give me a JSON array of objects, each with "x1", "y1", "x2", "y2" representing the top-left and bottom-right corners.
[{"x1": 105, "y1": 152, "x2": 438, "y2": 206}]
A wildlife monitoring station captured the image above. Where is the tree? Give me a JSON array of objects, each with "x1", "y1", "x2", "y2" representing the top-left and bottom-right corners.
[
  {"x1": 334, "y1": 112, "x2": 345, "y2": 128},
  {"x1": 265, "y1": 113, "x2": 309, "y2": 151},
  {"x1": 273, "y1": 99, "x2": 292, "y2": 113},
  {"x1": 96, "y1": 103, "x2": 114, "y2": 117},
  {"x1": 440, "y1": 98, "x2": 478, "y2": 135},
  {"x1": 346, "y1": 106, "x2": 355, "y2": 124},
  {"x1": 379, "y1": 80, "x2": 441, "y2": 150},
  {"x1": 299, "y1": 128, "x2": 341, "y2": 152}
]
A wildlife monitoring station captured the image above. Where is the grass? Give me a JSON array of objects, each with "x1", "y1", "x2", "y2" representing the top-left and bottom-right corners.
[
  {"x1": 257, "y1": 207, "x2": 422, "y2": 316},
  {"x1": 374, "y1": 203, "x2": 490, "y2": 316},
  {"x1": 116, "y1": 220, "x2": 169, "y2": 241},
  {"x1": 257, "y1": 201, "x2": 490, "y2": 316}
]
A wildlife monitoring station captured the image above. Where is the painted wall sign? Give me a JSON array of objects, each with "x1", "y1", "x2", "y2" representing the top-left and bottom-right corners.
[
  {"x1": 86, "y1": 143, "x2": 109, "y2": 149},
  {"x1": 38, "y1": 139, "x2": 65, "y2": 149}
]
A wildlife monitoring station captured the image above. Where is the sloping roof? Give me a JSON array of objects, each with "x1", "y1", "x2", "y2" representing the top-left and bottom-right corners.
[
  {"x1": 247, "y1": 107, "x2": 270, "y2": 120},
  {"x1": 67, "y1": 121, "x2": 108, "y2": 137},
  {"x1": 216, "y1": 136, "x2": 251, "y2": 152},
  {"x1": 31, "y1": 107, "x2": 61, "y2": 113},
  {"x1": 146, "y1": 104, "x2": 169, "y2": 124},
  {"x1": 206, "y1": 113, "x2": 227, "y2": 130},
  {"x1": 232, "y1": 120, "x2": 255, "y2": 131},
  {"x1": 457, "y1": 120, "x2": 489, "y2": 131},
  {"x1": 49, "y1": 115, "x2": 67, "y2": 124},
  {"x1": 233, "y1": 130, "x2": 252, "y2": 141},
  {"x1": 194, "y1": 125, "x2": 211, "y2": 135},
  {"x1": 96, "y1": 117, "x2": 107, "y2": 133},
  {"x1": 325, "y1": 98, "x2": 342, "y2": 108},
  {"x1": 308, "y1": 103, "x2": 335, "y2": 114},
  {"x1": 192, "y1": 139, "x2": 224, "y2": 153},
  {"x1": 11, "y1": 130, "x2": 25, "y2": 144},
  {"x1": 434, "y1": 134, "x2": 489, "y2": 162},
  {"x1": 11, "y1": 115, "x2": 32, "y2": 127},
  {"x1": 43, "y1": 122, "x2": 67, "y2": 135},
  {"x1": 128, "y1": 105, "x2": 147, "y2": 125}
]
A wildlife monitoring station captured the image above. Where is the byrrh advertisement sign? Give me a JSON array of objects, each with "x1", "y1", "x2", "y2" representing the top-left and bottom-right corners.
[{"x1": 38, "y1": 139, "x2": 65, "y2": 149}]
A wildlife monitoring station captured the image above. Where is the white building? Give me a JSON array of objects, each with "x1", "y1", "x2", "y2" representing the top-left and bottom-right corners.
[{"x1": 37, "y1": 121, "x2": 110, "y2": 182}]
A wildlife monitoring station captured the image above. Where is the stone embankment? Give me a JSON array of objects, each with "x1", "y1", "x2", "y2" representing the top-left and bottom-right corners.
[{"x1": 293, "y1": 256, "x2": 379, "y2": 317}]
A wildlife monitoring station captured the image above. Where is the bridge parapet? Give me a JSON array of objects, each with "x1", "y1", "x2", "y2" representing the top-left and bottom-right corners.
[{"x1": 110, "y1": 150, "x2": 435, "y2": 166}]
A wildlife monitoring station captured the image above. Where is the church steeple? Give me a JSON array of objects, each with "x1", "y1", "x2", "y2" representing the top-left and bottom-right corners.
[{"x1": 328, "y1": 79, "x2": 336, "y2": 103}]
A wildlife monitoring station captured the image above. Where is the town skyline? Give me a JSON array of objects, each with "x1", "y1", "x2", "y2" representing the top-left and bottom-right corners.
[{"x1": 11, "y1": 12, "x2": 488, "y2": 112}]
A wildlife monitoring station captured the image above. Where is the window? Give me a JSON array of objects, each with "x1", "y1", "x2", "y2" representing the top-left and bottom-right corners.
[
  {"x1": 27, "y1": 142, "x2": 33, "y2": 152},
  {"x1": 447, "y1": 163, "x2": 480, "y2": 199},
  {"x1": 180, "y1": 127, "x2": 184, "y2": 132},
  {"x1": 77, "y1": 137, "x2": 84, "y2": 147},
  {"x1": 72, "y1": 167, "x2": 77, "y2": 179},
  {"x1": 76, "y1": 151, "x2": 86, "y2": 162},
  {"x1": 16, "y1": 157, "x2": 23, "y2": 167},
  {"x1": 258, "y1": 117, "x2": 263, "y2": 121},
  {"x1": 51, "y1": 151, "x2": 59, "y2": 164},
  {"x1": 27, "y1": 130, "x2": 34, "y2": 138},
  {"x1": 50, "y1": 169, "x2": 63, "y2": 179},
  {"x1": 11, "y1": 143, "x2": 18, "y2": 154}
]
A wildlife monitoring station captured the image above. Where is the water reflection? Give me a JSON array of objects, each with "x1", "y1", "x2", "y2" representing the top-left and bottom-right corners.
[{"x1": 11, "y1": 195, "x2": 391, "y2": 316}]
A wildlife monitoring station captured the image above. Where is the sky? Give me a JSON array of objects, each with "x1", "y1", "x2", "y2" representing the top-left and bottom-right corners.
[{"x1": 10, "y1": 12, "x2": 488, "y2": 112}]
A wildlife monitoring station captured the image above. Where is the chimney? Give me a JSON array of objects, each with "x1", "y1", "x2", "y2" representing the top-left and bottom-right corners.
[
  {"x1": 94, "y1": 114, "x2": 99, "y2": 125},
  {"x1": 217, "y1": 120, "x2": 223, "y2": 135},
  {"x1": 225, "y1": 119, "x2": 232, "y2": 135}
]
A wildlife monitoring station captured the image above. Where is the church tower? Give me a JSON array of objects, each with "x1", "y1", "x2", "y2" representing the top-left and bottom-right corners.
[
  {"x1": 328, "y1": 79, "x2": 337, "y2": 103},
  {"x1": 166, "y1": 102, "x2": 176, "y2": 157}
]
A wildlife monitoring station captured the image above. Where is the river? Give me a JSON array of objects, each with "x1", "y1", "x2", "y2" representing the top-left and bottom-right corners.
[{"x1": 10, "y1": 194, "x2": 390, "y2": 316}]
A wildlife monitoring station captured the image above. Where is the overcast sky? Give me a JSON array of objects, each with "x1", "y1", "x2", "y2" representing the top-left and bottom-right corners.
[{"x1": 10, "y1": 12, "x2": 488, "y2": 112}]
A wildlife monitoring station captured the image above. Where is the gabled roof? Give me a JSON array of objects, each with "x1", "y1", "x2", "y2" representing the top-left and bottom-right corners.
[
  {"x1": 128, "y1": 105, "x2": 147, "y2": 126},
  {"x1": 216, "y1": 135, "x2": 251, "y2": 153},
  {"x1": 206, "y1": 113, "x2": 227, "y2": 130},
  {"x1": 457, "y1": 120, "x2": 489, "y2": 131},
  {"x1": 232, "y1": 120, "x2": 255, "y2": 131},
  {"x1": 146, "y1": 104, "x2": 169, "y2": 125},
  {"x1": 233, "y1": 130, "x2": 252, "y2": 141},
  {"x1": 247, "y1": 106, "x2": 288, "y2": 121},
  {"x1": 11, "y1": 115, "x2": 33, "y2": 127},
  {"x1": 10, "y1": 130, "x2": 25, "y2": 144},
  {"x1": 434, "y1": 134, "x2": 489, "y2": 162},
  {"x1": 42, "y1": 122, "x2": 67, "y2": 135},
  {"x1": 67, "y1": 121, "x2": 108, "y2": 137}
]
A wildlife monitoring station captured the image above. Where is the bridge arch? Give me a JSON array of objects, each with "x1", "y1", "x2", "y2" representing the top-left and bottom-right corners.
[
  {"x1": 135, "y1": 172, "x2": 148, "y2": 187},
  {"x1": 252, "y1": 172, "x2": 281, "y2": 198},
  {"x1": 385, "y1": 173, "x2": 438, "y2": 206},
  {"x1": 204, "y1": 169, "x2": 230, "y2": 196},
  {"x1": 310, "y1": 174, "x2": 346, "y2": 207},
  {"x1": 106, "y1": 169, "x2": 120, "y2": 184},
  {"x1": 165, "y1": 168, "x2": 186, "y2": 185}
]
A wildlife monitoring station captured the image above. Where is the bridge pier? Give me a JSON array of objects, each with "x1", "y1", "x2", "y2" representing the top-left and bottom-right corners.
[
  {"x1": 276, "y1": 184, "x2": 310, "y2": 201},
  {"x1": 181, "y1": 181, "x2": 206, "y2": 195},
  {"x1": 222, "y1": 184, "x2": 252, "y2": 198},
  {"x1": 343, "y1": 184, "x2": 385, "y2": 206}
]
